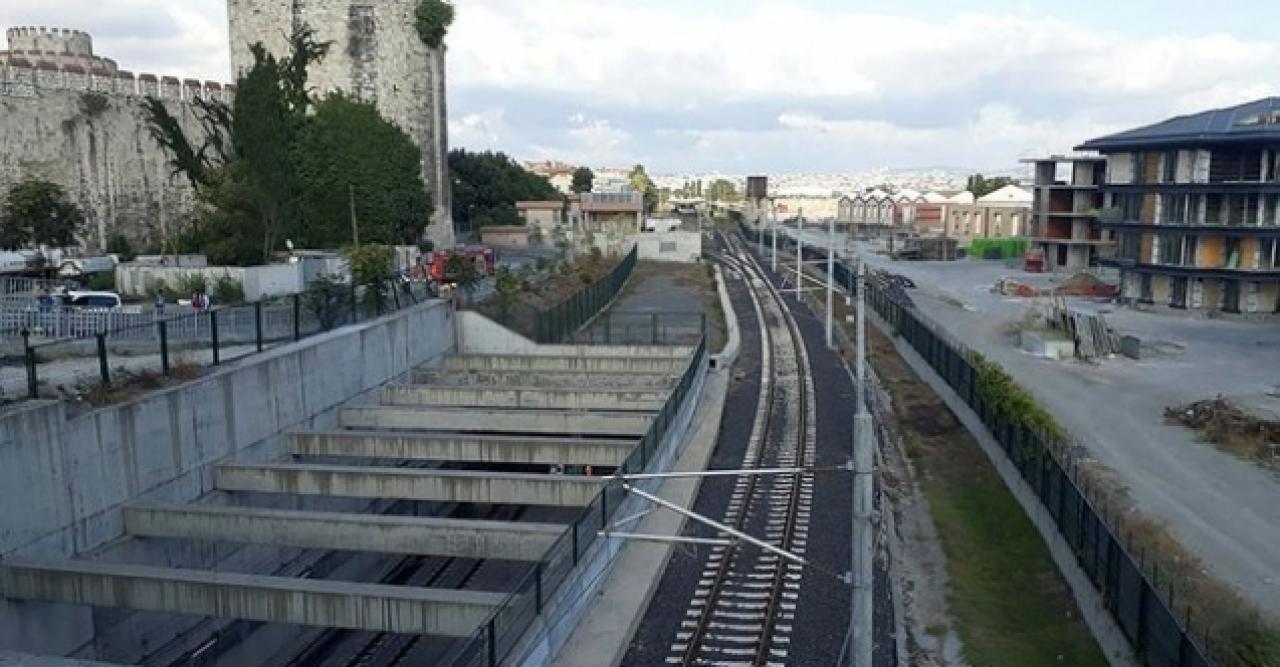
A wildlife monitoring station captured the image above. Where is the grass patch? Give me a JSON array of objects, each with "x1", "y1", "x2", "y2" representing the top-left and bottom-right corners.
[{"x1": 799, "y1": 280, "x2": 1106, "y2": 665}]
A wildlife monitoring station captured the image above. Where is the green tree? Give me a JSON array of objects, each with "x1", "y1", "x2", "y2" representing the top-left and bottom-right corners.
[
  {"x1": 966, "y1": 174, "x2": 1018, "y2": 198},
  {"x1": 706, "y1": 178, "x2": 740, "y2": 203},
  {"x1": 628, "y1": 164, "x2": 658, "y2": 215},
  {"x1": 449, "y1": 149, "x2": 559, "y2": 230},
  {"x1": 571, "y1": 166, "x2": 595, "y2": 194},
  {"x1": 0, "y1": 178, "x2": 85, "y2": 250},
  {"x1": 141, "y1": 27, "x2": 332, "y2": 265},
  {"x1": 346, "y1": 244, "x2": 396, "y2": 313},
  {"x1": 304, "y1": 274, "x2": 347, "y2": 331},
  {"x1": 493, "y1": 266, "x2": 520, "y2": 323},
  {"x1": 414, "y1": 0, "x2": 455, "y2": 48},
  {"x1": 293, "y1": 93, "x2": 431, "y2": 247},
  {"x1": 444, "y1": 251, "x2": 480, "y2": 297},
  {"x1": 106, "y1": 232, "x2": 136, "y2": 261}
]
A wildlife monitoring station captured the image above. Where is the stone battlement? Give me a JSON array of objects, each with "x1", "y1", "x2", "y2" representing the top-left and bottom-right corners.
[
  {"x1": 0, "y1": 60, "x2": 235, "y2": 103},
  {"x1": 6, "y1": 26, "x2": 93, "y2": 58}
]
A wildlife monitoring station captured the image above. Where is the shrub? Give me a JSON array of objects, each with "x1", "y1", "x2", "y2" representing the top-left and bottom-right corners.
[
  {"x1": 84, "y1": 271, "x2": 116, "y2": 292},
  {"x1": 174, "y1": 273, "x2": 208, "y2": 298},
  {"x1": 304, "y1": 274, "x2": 348, "y2": 331},
  {"x1": 212, "y1": 276, "x2": 246, "y2": 305}
]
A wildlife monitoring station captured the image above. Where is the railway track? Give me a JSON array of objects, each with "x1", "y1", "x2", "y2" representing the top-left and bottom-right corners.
[
  {"x1": 669, "y1": 233, "x2": 816, "y2": 666},
  {"x1": 279, "y1": 503, "x2": 527, "y2": 667}
]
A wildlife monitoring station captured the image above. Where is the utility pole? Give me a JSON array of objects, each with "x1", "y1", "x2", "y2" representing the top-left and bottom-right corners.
[
  {"x1": 349, "y1": 184, "x2": 360, "y2": 248},
  {"x1": 795, "y1": 208, "x2": 804, "y2": 295},
  {"x1": 826, "y1": 216, "x2": 835, "y2": 349},
  {"x1": 849, "y1": 259, "x2": 874, "y2": 667},
  {"x1": 771, "y1": 201, "x2": 779, "y2": 273}
]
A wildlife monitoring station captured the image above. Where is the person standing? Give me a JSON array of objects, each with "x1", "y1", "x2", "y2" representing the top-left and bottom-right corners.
[{"x1": 154, "y1": 292, "x2": 166, "y2": 318}]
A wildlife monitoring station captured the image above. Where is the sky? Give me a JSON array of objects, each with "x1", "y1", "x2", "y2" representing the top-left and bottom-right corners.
[{"x1": 3, "y1": 0, "x2": 1280, "y2": 174}]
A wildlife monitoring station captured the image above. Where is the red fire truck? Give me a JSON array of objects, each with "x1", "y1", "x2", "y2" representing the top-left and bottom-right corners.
[{"x1": 417, "y1": 246, "x2": 498, "y2": 284}]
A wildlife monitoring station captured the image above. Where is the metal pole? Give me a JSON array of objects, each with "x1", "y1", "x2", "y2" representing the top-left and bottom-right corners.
[
  {"x1": 254, "y1": 301, "x2": 264, "y2": 352},
  {"x1": 849, "y1": 260, "x2": 874, "y2": 667},
  {"x1": 22, "y1": 329, "x2": 38, "y2": 399},
  {"x1": 158, "y1": 320, "x2": 170, "y2": 376},
  {"x1": 795, "y1": 209, "x2": 804, "y2": 295},
  {"x1": 771, "y1": 203, "x2": 778, "y2": 272},
  {"x1": 827, "y1": 216, "x2": 836, "y2": 349},
  {"x1": 210, "y1": 311, "x2": 220, "y2": 366},
  {"x1": 624, "y1": 484, "x2": 808, "y2": 567},
  {"x1": 97, "y1": 333, "x2": 110, "y2": 387},
  {"x1": 293, "y1": 293, "x2": 302, "y2": 341}
]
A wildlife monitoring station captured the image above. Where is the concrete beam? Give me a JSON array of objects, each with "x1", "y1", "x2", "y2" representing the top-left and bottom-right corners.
[
  {"x1": 0, "y1": 560, "x2": 502, "y2": 636},
  {"x1": 289, "y1": 430, "x2": 636, "y2": 466},
  {"x1": 411, "y1": 369, "x2": 676, "y2": 391},
  {"x1": 124, "y1": 504, "x2": 565, "y2": 561},
  {"x1": 215, "y1": 463, "x2": 604, "y2": 507},
  {"x1": 380, "y1": 386, "x2": 667, "y2": 412},
  {"x1": 442, "y1": 354, "x2": 689, "y2": 374},
  {"x1": 339, "y1": 406, "x2": 653, "y2": 437}
]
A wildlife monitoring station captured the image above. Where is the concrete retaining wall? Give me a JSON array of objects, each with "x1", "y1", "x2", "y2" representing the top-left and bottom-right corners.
[
  {"x1": 0, "y1": 300, "x2": 455, "y2": 656},
  {"x1": 455, "y1": 311, "x2": 692, "y2": 358}
]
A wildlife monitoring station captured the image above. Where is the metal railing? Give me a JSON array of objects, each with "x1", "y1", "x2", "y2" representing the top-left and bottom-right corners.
[
  {"x1": 737, "y1": 219, "x2": 1213, "y2": 665},
  {"x1": 446, "y1": 335, "x2": 708, "y2": 666},
  {"x1": 7, "y1": 280, "x2": 431, "y2": 402},
  {"x1": 570, "y1": 311, "x2": 707, "y2": 346},
  {"x1": 533, "y1": 246, "x2": 638, "y2": 343}
]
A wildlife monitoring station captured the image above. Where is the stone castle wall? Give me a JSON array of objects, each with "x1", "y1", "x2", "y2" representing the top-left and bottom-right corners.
[
  {"x1": 227, "y1": 0, "x2": 455, "y2": 248},
  {"x1": 0, "y1": 59, "x2": 235, "y2": 250}
]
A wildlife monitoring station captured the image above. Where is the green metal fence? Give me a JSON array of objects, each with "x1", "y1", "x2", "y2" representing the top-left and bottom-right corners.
[
  {"x1": 447, "y1": 335, "x2": 708, "y2": 666},
  {"x1": 533, "y1": 246, "x2": 638, "y2": 343}
]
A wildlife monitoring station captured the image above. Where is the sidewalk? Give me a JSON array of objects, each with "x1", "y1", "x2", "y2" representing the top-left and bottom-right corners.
[{"x1": 552, "y1": 367, "x2": 730, "y2": 667}]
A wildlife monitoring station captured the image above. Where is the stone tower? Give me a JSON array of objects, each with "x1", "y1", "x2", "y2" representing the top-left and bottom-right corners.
[{"x1": 226, "y1": 0, "x2": 455, "y2": 248}]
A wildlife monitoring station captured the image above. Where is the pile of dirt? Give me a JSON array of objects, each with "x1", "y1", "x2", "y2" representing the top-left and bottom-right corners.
[
  {"x1": 1055, "y1": 273, "x2": 1118, "y2": 298},
  {"x1": 1165, "y1": 397, "x2": 1280, "y2": 465}
]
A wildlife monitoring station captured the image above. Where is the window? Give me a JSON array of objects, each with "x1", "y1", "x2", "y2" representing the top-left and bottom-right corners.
[
  {"x1": 1157, "y1": 233, "x2": 1182, "y2": 266},
  {"x1": 1163, "y1": 194, "x2": 1188, "y2": 225},
  {"x1": 1163, "y1": 150, "x2": 1178, "y2": 183},
  {"x1": 1118, "y1": 233, "x2": 1141, "y2": 261},
  {"x1": 1209, "y1": 148, "x2": 1263, "y2": 183},
  {"x1": 1259, "y1": 239, "x2": 1277, "y2": 269}
]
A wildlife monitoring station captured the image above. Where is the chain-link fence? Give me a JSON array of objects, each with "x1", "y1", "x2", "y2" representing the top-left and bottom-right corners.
[
  {"x1": 570, "y1": 311, "x2": 707, "y2": 346},
  {"x1": 4, "y1": 280, "x2": 431, "y2": 403},
  {"x1": 533, "y1": 246, "x2": 638, "y2": 343},
  {"x1": 446, "y1": 336, "x2": 708, "y2": 667},
  {"x1": 737, "y1": 216, "x2": 1214, "y2": 666}
]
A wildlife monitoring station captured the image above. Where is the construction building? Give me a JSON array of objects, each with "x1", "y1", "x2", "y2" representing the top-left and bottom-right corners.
[
  {"x1": 1078, "y1": 98, "x2": 1280, "y2": 314},
  {"x1": 1024, "y1": 156, "x2": 1113, "y2": 272}
]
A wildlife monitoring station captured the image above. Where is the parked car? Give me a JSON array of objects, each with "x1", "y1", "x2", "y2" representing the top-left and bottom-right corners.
[{"x1": 61, "y1": 290, "x2": 123, "y2": 310}]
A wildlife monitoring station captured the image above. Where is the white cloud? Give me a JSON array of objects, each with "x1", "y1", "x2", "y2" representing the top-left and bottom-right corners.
[
  {"x1": 529, "y1": 113, "x2": 633, "y2": 165},
  {"x1": 6, "y1": 1, "x2": 1279, "y2": 170},
  {"x1": 448, "y1": 108, "x2": 510, "y2": 149}
]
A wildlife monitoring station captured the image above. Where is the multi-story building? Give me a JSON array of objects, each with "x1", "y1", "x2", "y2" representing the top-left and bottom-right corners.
[
  {"x1": 935, "y1": 186, "x2": 1032, "y2": 246},
  {"x1": 1024, "y1": 156, "x2": 1113, "y2": 272},
  {"x1": 1077, "y1": 98, "x2": 1280, "y2": 314}
]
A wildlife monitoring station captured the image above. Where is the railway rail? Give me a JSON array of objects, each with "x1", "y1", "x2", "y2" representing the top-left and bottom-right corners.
[{"x1": 669, "y1": 233, "x2": 817, "y2": 666}]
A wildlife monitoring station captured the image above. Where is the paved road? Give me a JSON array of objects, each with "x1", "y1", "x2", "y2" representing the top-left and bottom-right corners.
[{"x1": 780, "y1": 226, "x2": 1280, "y2": 617}]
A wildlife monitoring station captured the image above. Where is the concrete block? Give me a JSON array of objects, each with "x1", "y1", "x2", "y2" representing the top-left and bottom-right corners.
[
  {"x1": 380, "y1": 386, "x2": 666, "y2": 412},
  {"x1": 1019, "y1": 330, "x2": 1074, "y2": 360},
  {"x1": 410, "y1": 370, "x2": 676, "y2": 392},
  {"x1": 215, "y1": 463, "x2": 604, "y2": 507},
  {"x1": 443, "y1": 354, "x2": 688, "y2": 374},
  {"x1": 339, "y1": 406, "x2": 654, "y2": 437},
  {"x1": 123, "y1": 504, "x2": 563, "y2": 560},
  {"x1": 288, "y1": 431, "x2": 635, "y2": 466},
  {"x1": 0, "y1": 560, "x2": 504, "y2": 636}
]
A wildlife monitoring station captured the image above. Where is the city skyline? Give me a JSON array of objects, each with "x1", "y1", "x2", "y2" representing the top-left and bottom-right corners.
[{"x1": 1, "y1": 1, "x2": 1278, "y2": 173}]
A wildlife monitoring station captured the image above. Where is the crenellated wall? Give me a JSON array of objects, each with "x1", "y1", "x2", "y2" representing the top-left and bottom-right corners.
[
  {"x1": 0, "y1": 55, "x2": 237, "y2": 251},
  {"x1": 0, "y1": 28, "x2": 237, "y2": 252}
]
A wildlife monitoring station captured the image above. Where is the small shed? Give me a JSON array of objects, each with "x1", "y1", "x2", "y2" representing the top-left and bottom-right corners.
[{"x1": 480, "y1": 226, "x2": 530, "y2": 248}]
